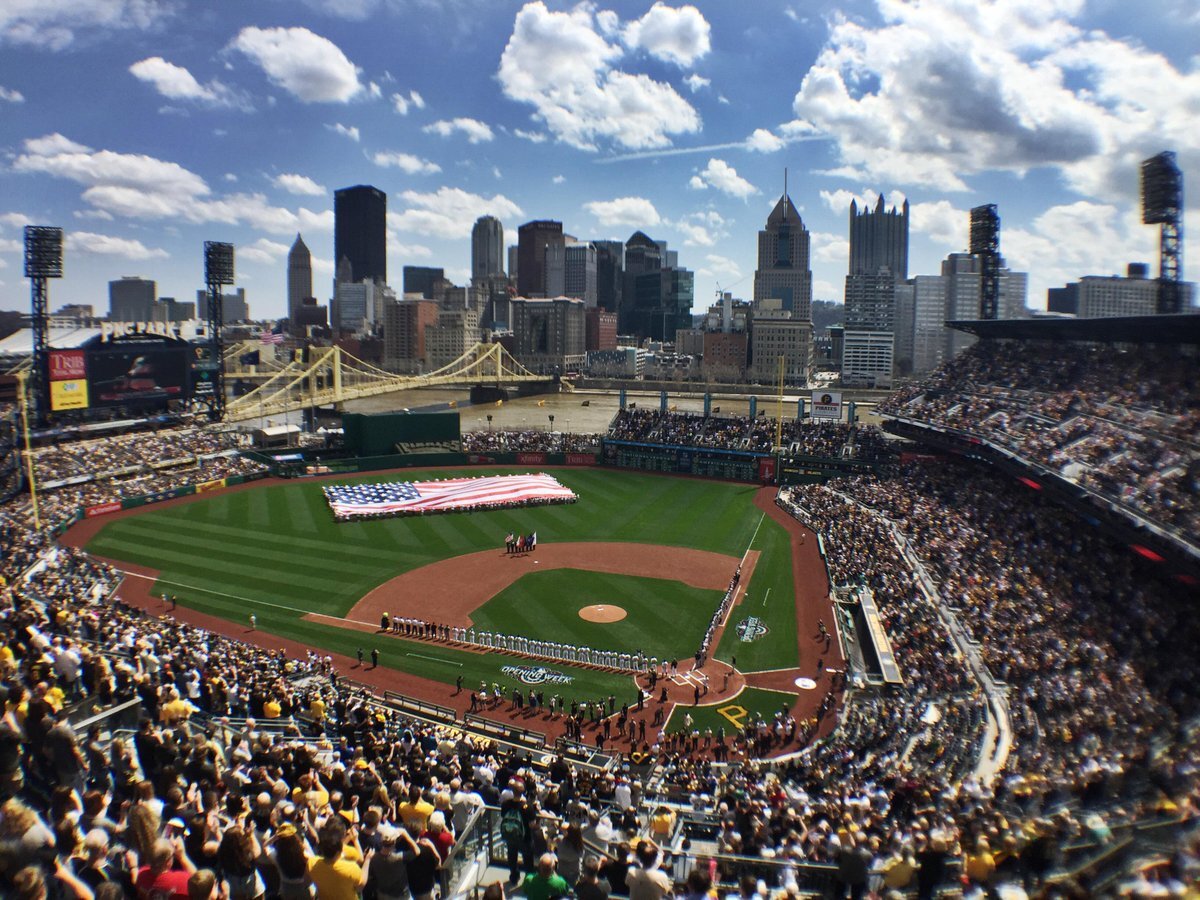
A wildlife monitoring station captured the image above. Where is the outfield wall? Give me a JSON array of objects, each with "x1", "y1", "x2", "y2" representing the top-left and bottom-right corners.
[
  {"x1": 266, "y1": 450, "x2": 600, "y2": 477},
  {"x1": 77, "y1": 470, "x2": 268, "y2": 521}
]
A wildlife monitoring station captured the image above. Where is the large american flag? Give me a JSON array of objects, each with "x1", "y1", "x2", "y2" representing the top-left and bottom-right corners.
[{"x1": 323, "y1": 473, "x2": 576, "y2": 519}]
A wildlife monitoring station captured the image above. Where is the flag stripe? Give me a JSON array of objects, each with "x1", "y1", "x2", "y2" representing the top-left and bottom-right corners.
[{"x1": 324, "y1": 473, "x2": 577, "y2": 519}]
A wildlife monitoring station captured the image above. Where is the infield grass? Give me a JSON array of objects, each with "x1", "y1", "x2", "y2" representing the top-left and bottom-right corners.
[
  {"x1": 666, "y1": 686, "x2": 798, "y2": 735},
  {"x1": 87, "y1": 467, "x2": 799, "y2": 700},
  {"x1": 471, "y1": 569, "x2": 723, "y2": 664}
]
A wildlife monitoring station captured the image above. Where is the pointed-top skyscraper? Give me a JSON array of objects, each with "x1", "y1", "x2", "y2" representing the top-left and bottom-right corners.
[
  {"x1": 287, "y1": 233, "x2": 312, "y2": 322},
  {"x1": 753, "y1": 176, "x2": 812, "y2": 318}
]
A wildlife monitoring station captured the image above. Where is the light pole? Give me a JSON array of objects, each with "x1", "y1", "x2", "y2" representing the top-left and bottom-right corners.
[
  {"x1": 548, "y1": 414, "x2": 555, "y2": 449},
  {"x1": 487, "y1": 414, "x2": 493, "y2": 431}
]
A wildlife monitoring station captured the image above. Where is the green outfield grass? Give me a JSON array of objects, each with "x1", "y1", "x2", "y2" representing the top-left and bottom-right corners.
[
  {"x1": 666, "y1": 686, "x2": 798, "y2": 735},
  {"x1": 470, "y1": 569, "x2": 723, "y2": 663},
  {"x1": 87, "y1": 467, "x2": 802, "y2": 701}
]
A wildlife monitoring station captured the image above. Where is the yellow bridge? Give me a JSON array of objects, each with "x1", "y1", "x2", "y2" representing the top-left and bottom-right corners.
[{"x1": 223, "y1": 341, "x2": 549, "y2": 422}]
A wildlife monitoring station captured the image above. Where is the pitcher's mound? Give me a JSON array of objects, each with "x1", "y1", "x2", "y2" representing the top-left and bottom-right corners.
[{"x1": 579, "y1": 604, "x2": 627, "y2": 623}]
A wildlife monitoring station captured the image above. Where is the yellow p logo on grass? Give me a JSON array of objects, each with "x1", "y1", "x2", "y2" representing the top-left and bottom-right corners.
[{"x1": 717, "y1": 704, "x2": 748, "y2": 730}]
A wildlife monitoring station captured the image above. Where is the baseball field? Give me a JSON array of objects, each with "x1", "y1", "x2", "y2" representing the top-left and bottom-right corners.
[{"x1": 76, "y1": 466, "x2": 834, "y2": 741}]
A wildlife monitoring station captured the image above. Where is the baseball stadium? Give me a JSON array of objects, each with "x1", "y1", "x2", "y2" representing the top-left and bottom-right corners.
[{"x1": 2, "y1": 294, "x2": 1199, "y2": 896}]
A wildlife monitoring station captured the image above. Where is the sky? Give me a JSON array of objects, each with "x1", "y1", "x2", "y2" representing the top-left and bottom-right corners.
[{"x1": 0, "y1": 0, "x2": 1197, "y2": 321}]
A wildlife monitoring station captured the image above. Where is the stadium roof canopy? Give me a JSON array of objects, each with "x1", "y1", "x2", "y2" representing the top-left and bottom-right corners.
[
  {"x1": 0, "y1": 325, "x2": 102, "y2": 357},
  {"x1": 948, "y1": 314, "x2": 1200, "y2": 345}
]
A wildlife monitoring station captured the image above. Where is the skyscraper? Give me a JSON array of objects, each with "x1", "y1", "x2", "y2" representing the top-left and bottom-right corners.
[
  {"x1": 471, "y1": 216, "x2": 505, "y2": 283},
  {"x1": 753, "y1": 190, "x2": 812, "y2": 318},
  {"x1": 109, "y1": 277, "x2": 156, "y2": 320},
  {"x1": 287, "y1": 233, "x2": 312, "y2": 322},
  {"x1": 849, "y1": 195, "x2": 909, "y2": 278},
  {"x1": 334, "y1": 185, "x2": 387, "y2": 285},
  {"x1": 517, "y1": 220, "x2": 563, "y2": 298}
]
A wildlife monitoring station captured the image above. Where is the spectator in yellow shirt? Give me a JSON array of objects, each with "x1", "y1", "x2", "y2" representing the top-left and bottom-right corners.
[
  {"x1": 309, "y1": 819, "x2": 372, "y2": 900},
  {"x1": 398, "y1": 785, "x2": 434, "y2": 832}
]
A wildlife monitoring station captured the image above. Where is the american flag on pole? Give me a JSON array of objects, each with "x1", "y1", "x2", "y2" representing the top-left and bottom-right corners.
[
  {"x1": 323, "y1": 473, "x2": 577, "y2": 520},
  {"x1": 260, "y1": 326, "x2": 284, "y2": 345}
]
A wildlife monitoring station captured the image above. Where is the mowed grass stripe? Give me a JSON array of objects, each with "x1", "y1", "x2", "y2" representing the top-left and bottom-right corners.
[
  {"x1": 93, "y1": 521, "x2": 377, "y2": 578},
  {"x1": 90, "y1": 468, "x2": 795, "y2": 689},
  {"x1": 98, "y1": 515, "x2": 402, "y2": 564}
]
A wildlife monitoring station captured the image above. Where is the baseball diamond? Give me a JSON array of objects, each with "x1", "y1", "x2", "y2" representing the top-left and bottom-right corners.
[{"x1": 70, "y1": 466, "x2": 842, "y2": 755}]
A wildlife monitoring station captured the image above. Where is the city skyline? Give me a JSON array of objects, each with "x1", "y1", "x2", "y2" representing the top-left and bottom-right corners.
[{"x1": 0, "y1": 0, "x2": 1196, "y2": 319}]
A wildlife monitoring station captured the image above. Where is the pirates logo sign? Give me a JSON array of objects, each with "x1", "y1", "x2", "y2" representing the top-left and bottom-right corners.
[{"x1": 735, "y1": 616, "x2": 770, "y2": 642}]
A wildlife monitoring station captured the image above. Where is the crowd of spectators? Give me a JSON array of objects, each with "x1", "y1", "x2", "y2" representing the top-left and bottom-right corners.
[
  {"x1": 11, "y1": 425, "x2": 270, "y2": 524},
  {"x1": 460, "y1": 432, "x2": 602, "y2": 454},
  {"x1": 879, "y1": 340, "x2": 1199, "y2": 541},
  {"x1": 781, "y1": 458, "x2": 1199, "y2": 895},
  {"x1": 606, "y1": 410, "x2": 891, "y2": 461},
  {"x1": 1, "y1": 407, "x2": 1198, "y2": 897}
]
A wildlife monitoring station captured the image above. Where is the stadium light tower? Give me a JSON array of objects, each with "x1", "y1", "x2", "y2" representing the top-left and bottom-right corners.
[
  {"x1": 203, "y1": 241, "x2": 235, "y2": 420},
  {"x1": 969, "y1": 205, "x2": 1001, "y2": 320},
  {"x1": 1140, "y1": 152, "x2": 1184, "y2": 315},
  {"x1": 24, "y1": 226, "x2": 64, "y2": 425}
]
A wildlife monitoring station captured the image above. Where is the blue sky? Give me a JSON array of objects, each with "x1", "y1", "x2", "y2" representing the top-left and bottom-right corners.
[{"x1": 0, "y1": 0, "x2": 1197, "y2": 319}]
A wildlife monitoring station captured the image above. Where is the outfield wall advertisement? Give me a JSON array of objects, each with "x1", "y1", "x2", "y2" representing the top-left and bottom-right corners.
[{"x1": 80, "y1": 470, "x2": 266, "y2": 519}]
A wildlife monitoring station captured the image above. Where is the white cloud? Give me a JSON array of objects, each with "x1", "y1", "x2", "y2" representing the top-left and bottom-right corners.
[
  {"x1": 1004, "y1": 201, "x2": 1158, "y2": 309},
  {"x1": 129, "y1": 57, "x2": 246, "y2": 109},
  {"x1": 689, "y1": 158, "x2": 758, "y2": 199},
  {"x1": 423, "y1": 117, "x2": 494, "y2": 143},
  {"x1": 682, "y1": 73, "x2": 709, "y2": 93},
  {"x1": 273, "y1": 173, "x2": 325, "y2": 196},
  {"x1": 0, "y1": 85, "x2": 23, "y2": 102},
  {"x1": 232, "y1": 26, "x2": 362, "y2": 103},
  {"x1": 790, "y1": 0, "x2": 1200, "y2": 196},
  {"x1": 371, "y1": 151, "x2": 441, "y2": 175},
  {"x1": 389, "y1": 187, "x2": 522, "y2": 239},
  {"x1": 0, "y1": 238, "x2": 23, "y2": 253},
  {"x1": 514, "y1": 128, "x2": 547, "y2": 144},
  {"x1": 0, "y1": 212, "x2": 32, "y2": 229},
  {"x1": 622, "y1": 3, "x2": 711, "y2": 67},
  {"x1": 671, "y1": 209, "x2": 727, "y2": 247},
  {"x1": 699, "y1": 254, "x2": 742, "y2": 280},
  {"x1": 367, "y1": 81, "x2": 381, "y2": 98},
  {"x1": 498, "y1": 1, "x2": 701, "y2": 151},
  {"x1": 811, "y1": 230, "x2": 849, "y2": 264},
  {"x1": 391, "y1": 89, "x2": 425, "y2": 115},
  {"x1": 584, "y1": 196, "x2": 662, "y2": 228},
  {"x1": 0, "y1": 0, "x2": 175, "y2": 50},
  {"x1": 12, "y1": 133, "x2": 334, "y2": 236},
  {"x1": 67, "y1": 230, "x2": 168, "y2": 260},
  {"x1": 552, "y1": 174, "x2": 566, "y2": 184},
  {"x1": 745, "y1": 128, "x2": 783, "y2": 153},
  {"x1": 386, "y1": 233, "x2": 433, "y2": 259},
  {"x1": 24, "y1": 133, "x2": 92, "y2": 156},
  {"x1": 73, "y1": 209, "x2": 114, "y2": 221},
  {"x1": 327, "y1": 122, "x2": 360, "y2": 141},
  {"x1": 238, "y1": 237, "x2": 291, "y2": 264},
  {"x1": 909, "y1": 198, "x2": 968, "y2": 248}
]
